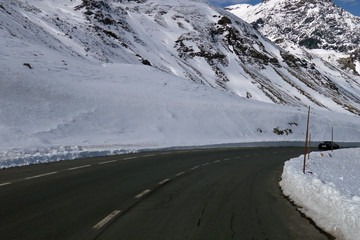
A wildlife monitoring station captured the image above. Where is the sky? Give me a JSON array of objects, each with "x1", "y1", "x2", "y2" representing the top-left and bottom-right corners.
[{"x1": 207, "y1": 0, "x2": 360, "y2": 17}]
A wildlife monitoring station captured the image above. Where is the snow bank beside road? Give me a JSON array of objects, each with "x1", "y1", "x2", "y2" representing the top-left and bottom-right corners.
[
  {"x1": 0, "y1": 145, "x2": 137, "y2": 169},
  {"x1": 280, "y1": 148, "x2": 360, "y2": 240}
]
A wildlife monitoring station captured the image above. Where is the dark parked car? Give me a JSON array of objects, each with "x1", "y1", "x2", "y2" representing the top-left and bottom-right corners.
[{"x1": 318, "y1": 141, "x2": 340, "y2": 150}]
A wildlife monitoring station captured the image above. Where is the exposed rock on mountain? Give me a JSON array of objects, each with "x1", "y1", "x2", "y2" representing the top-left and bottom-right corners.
[{"x1": 226, "y1": 0, "x2": 360, "y2": 75}]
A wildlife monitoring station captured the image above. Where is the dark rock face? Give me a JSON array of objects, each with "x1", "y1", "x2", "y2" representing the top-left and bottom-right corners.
[{"x1": 299, "y1": 38, "x2": 321, "y2": 49}]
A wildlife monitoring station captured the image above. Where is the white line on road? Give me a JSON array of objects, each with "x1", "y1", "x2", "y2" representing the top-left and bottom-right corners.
[
  {"x1": 214, "y1": 160, "x2": 221, "y2": 163},
  {"x1": 0, "y1": 182, "x2": 11, "y2": 187},
  {"x1": 67, "y1": 165, "x2": 91, "y2": 171},
  {"x1": 123, "y1": 157, "x2": 137, "y2": 160},
  {"x1": 98, "y1": 160, "x2": 117, "y2": 165},
  {"x1": 224, "y1": 158, "x2": 231, "y2": 161},
  {"x1": 176, "y1": 172, "x2": 185, "y2": 176},
  {"x1": 158, "y1": 179, "x2": 170, "y2": 185},
  {"x1": 135, "y1": 189, "x2": 151, "y2": 199},
  {"x1": 93, "y1": 210, "x2": 121, "y2": 230},
  {"x1": 143, "y1": 154, "x2": 155, "y2": 157},
  {"x1": 25, "y1": 172, "x2": 58, "y2": 180},
  {"x1": 202, "y1": 163, "x2": 209, "y2": 166},
  {"x1": 191, "y1": 165, "x2": 200, "y2": 170}
]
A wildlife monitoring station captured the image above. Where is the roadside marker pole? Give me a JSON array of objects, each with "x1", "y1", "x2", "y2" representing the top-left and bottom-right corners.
[
  {"x1": 303, "y1": 106, "x2": 310, "y2": 174},
  {"x1": 308, "y1": 134, "x2": 311, "y2": 160},
  {"x1": 331, "y1": 127, "x2": 334, "y2": 152}
]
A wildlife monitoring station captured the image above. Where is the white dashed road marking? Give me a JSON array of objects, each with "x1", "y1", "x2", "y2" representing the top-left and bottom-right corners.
[
  {"x1": 135, "y1": 189, "x2": 151, "y2": 199},
  {"x1": 158, "y1": 179, "x2": 170, "y2": 185},
  {"x1": 68, "y1": 165, "x2": 91, "y2": 171},
  {"x1": 98, "y1": 160, "x2": 117, "y2": 165},
  {"x1": 25, "y1": 172, "x2": 58, "y2": 180},
  {"x1": 93, "y1": 210, "x2": 121, "y2": 230},
  {"x1": 191, "y1": 165, "x2": 200, "y2": 170},
  {"x1": 176, "y1": 172, "x2": 185, "y2": 176},
  {"x1": 123, "y1": 157, "x2": 137, "y2": 160},
  {"x1": 0, "y1": 182, "x2": 11, "y2": 187},
  {"x1": 143, "y1": 154, "x2": 155, "y2": 157}
]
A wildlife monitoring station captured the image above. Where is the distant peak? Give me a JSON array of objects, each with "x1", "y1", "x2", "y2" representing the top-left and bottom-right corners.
[{"x1": 262, "y1": 0, "x2": 333, "y2": 3}]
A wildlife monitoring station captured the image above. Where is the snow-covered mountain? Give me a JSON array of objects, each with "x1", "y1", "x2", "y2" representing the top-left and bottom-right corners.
[
  {"x1": 1, "y1": 0, "x2": 360, "y2": 167},
  {"x1": 2, "y1": 0, "x2": 360, "y2": 112},
  {"x1": 226, "y1": 0, "x2": 360, "y2": 75}
]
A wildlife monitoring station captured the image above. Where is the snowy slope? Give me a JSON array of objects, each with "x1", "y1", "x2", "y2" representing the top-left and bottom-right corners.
[
  {"x1": 3, "y1": 0, "x2": 360, "y2": 113},
  {"x1": 3, "y1": 41, "x2": 359, "y2": 168},
  {"x1": 226, "y1": 0, "x2": 360, "y2": 75},
  {"x1": 1, "y1": 0, "x2": 360, "y2": 167},
  {"x1": 281, "y1": 148, "x2": 360, "y2": 240}
]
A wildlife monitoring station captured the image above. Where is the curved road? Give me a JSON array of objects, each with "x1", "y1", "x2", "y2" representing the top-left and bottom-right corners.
[{"x1": 0, "y1": 147, "x2": 332, "y2": 240}]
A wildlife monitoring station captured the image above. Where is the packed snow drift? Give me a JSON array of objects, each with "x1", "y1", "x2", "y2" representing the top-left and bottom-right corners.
[{"x1": 280, "y1": 148, "x2": 360, "y2": 240}]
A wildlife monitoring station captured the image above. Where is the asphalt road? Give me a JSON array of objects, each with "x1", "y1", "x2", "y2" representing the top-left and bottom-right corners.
[{"x1": 0, "y1": 147, "x2": 332, "y2": 240}]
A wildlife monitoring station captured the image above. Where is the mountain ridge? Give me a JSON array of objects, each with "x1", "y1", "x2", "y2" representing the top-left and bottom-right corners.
[{"x1": 226, "y1": 0, "x2": 360, "y2": 75}]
